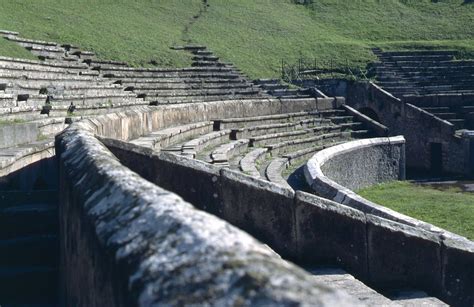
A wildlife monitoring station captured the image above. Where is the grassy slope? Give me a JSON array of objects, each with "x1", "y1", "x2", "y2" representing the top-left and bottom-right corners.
[
  {"x1": 0, "y1": 0, "x2": 472, "y2": 78},
  {"x1": 0, "y1": 1, "x2": 201, "y2": 66},
  {"x1": 359, "y1": 181, "x2": 474, "y2": 240}
]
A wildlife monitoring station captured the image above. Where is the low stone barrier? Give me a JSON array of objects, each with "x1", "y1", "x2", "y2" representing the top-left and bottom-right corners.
[
  {"x1": 49, "y1": 100, "x2": 473, "y2": 305},
  {"x1": 305, "y1": 136, "x2": 406, "y2": 193},
  {"x1": 103, "y1": 137, "x2": 474, "y2": 306},
  {"x1": 56, "y1": 122, "x2": 358, "y2": 306}
]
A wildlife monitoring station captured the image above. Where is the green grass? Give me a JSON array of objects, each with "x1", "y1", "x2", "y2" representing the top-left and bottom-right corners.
[
  {"x1": 359, "y1": 181, "x2": 474, "y2": 240},
  {"x1": 0, "y1": 0, "x2": 472, "y2": 78}
]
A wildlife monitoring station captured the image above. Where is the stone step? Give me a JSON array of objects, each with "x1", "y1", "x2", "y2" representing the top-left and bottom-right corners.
[
  {"x1": 230, "y1": 118, "x2": 331, "y2": 140},
  {"x1": 379, "y1": 50, "x2": 456, "y2": 57},
  {"x1": 265, "y1": 157, "x2": 292, "y2": 189},
  {"x1": 139, "y1": 87, "x2": 261, "y2": 98},
  {"x1": 192, "y1": 61, "x2": 227, "y2": 67},
  {"x1": 307, "y1": 267, "x2": 396, "y2": 306},
  {"x1": 0, "y1": 56, "x2": 88, "y2": 70},
  {"x1": 0, "y1": 235, "x2": 57, "y2": 266},
  {"x1": 99, "y1": 65, "x2": 234, "y2": 73},
  {"x1": 128, "y1": 82, "x2": 255, "y2": 92},
  {"x1": 0, "y1": 266, "x2": 57, "y2": 304},
  {"x1": 148, "y1": 93, "x2": 267, "y2": 105},
  {"x1": 118, "y1": 77, "x2": 249, "y2": 85},
  {"x1": 192, "y1": 55, "x2": 219, "y2": 62},
  {"x1": 0, "y1": 204, "x2": 57, "y2": 239},
  {"x1": 103, "y1": 72, "x2": 242, "y2": 80}
]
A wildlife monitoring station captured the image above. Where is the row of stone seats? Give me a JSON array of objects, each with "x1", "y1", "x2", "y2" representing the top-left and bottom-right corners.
[
  {"x1": 97, "y1": 47, "x2": 268, "y2": 104},
  {"x1": 129, "y1": 108, "x2": 369, "y2": 191},
  {"x1": 2, "y1": 32, "x2": 95, "y2": 63},
  {"x1": 372, "y1": 48, "x2": 474, "y2": 97},
  {"x1": 403, "y1": 93, "x2": 474, "y2": 130},
  {"x1": 0, "y1": 51, "x2": 152, "y2": 121},
  {"x1": 254, "y1": 79, "x2": 314, "y2": 99}
]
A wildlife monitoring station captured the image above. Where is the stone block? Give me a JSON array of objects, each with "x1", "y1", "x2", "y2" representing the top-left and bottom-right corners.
[
  {"x1": 367, "y1": 214, "x2": 442, "y2": 294},
  {"x1": 220, "y1": 168, "x2": 297, "y2": 259},
  {"x1": 294, "y1": 191, "x2": 368, "y2": 279},
  {"x1": 441, "y1": 237, "x2": 474, "y2": 307}
]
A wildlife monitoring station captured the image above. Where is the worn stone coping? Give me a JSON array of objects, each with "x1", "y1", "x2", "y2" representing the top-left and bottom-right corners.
[
  {"x1": 57, "y1": 125, "x2": 359, "y2": 306},
  {"x1": 0, "y1": 56, "x2": 87, "y2": 69},
  {"x1": 303, "y1": 136, "x2": 464, "y2": 238}
]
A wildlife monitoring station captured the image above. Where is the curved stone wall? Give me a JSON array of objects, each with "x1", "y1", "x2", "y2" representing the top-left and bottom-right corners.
[
  {"x1": 84, "y1": 106, "x2": 474, "y2": 306},
  {"x1": 55, "y1": 101, "x2": 365, "y2": 306},
  {"x1": 305, "y1": 136, "x2": 405, "y2": 193},
  {"x1": 303, "y1": 136, "x2": 439, "y2": 227}
]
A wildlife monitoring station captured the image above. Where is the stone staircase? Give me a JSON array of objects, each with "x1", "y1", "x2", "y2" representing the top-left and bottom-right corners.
[
  {"x1": 371, "y1": 48, "x2": 474, "y2": 130},
  {"x1": 0, "y1": 189, "x2": 58, "y2": 305},
  {"x1": 371, "y1": 48, "x2": 474, "y2": 98},
  {"x1": 98, "y1": 46, "x2": 269, "y2": 105}
]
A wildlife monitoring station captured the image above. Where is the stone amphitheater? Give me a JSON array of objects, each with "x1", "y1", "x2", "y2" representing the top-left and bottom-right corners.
[{"x1": 0, "y1": 29, "x2": 473, "y2": 306}]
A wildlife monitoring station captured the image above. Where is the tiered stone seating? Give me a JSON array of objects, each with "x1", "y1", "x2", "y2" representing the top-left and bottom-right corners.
[
  {"x1": 372, "y1": 48, "x2": 474, "y2": 130},
  {"x1": 131, "y1": 108, "x2": 369, "y2": 189},
  {"x1": 99, "y1": 46, "x2": 269, "y2": 104},
  {"x1": 254, "y1": 79, "x2": 315, "y2": 99},
  {"x1": 124, "y1": 107, "x2": 450, "y2": 305},
  {"x1": 372, "y1": 49, "x2": 474, "y2": 96},
  {"x1": 0, "y1": 56, "x2": 147, "y2": 120}
]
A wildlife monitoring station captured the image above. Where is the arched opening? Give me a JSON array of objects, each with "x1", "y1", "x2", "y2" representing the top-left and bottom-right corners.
[{"x1": 358, "y1": 107, "x2": 380, "y2": 122}]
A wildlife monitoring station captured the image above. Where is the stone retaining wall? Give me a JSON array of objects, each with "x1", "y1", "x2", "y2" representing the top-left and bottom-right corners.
[{"x1": 347, "y1": 82, "x2": 470, "y2": 175}]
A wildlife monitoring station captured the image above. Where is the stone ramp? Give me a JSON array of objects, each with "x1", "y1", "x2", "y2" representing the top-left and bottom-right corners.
[{"x1": 0, "y1": 189, "x2": 58, "y2": 305}]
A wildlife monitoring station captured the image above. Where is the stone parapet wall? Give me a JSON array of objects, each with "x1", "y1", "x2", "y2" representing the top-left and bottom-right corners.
[
  {"x1": 305, "y1": 136, "x2": 406, "y2": 193},
  {"x1": 55, "y1": 116, "x2": 358, "y2": 306},
  {"x1": 102, "y1": 136, "x2": 474, "y2": 306}
]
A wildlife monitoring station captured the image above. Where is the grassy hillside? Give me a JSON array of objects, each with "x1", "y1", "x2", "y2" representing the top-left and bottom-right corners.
[
  {"x1": 359, "y1": 181, "x2": 474, "y2": 240},
  {"x1": 0, "y1": 0, "x2": 472, "y2": 78}
]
